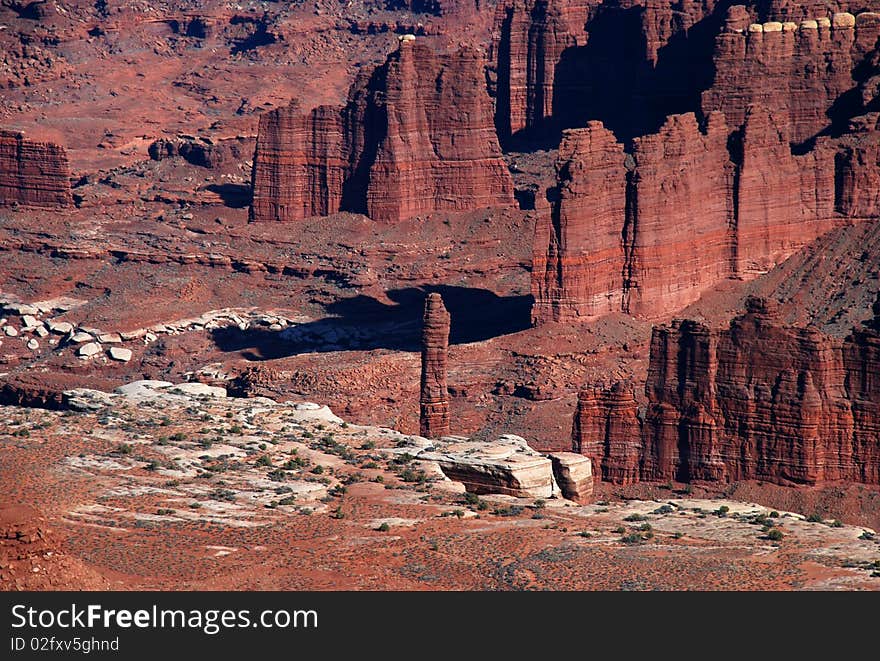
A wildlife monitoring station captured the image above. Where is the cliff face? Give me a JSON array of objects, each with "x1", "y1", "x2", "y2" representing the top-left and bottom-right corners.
[
  {"x1": 575, "y1": 297, "x2": 880, "y2": 486},
  {"x1": 734, "y1": 104, "x2": 837, "y2": 275},
  {"x1": 366, "y1": 41, "x2": 514, "y2": 222},
  {"x1": 490, "y1": 0, "x2": 730, "y2": 143},
  {"x1": 489, "y1": 0, "x2": 590, "y2": 140},
  {"x1": 250, "y1": 103, "x2": 346, "y2": 222},
  {"x1": 701, "y1": 9, "x2": 880, "y2": 145},
  {"x1": 420, "y1": 292, "x2": 451, "y2": 439},
  {"x1": 532, "y1": 102, "x2": 880, "y2": 323},
  {"x1": 0, "y1": 130, "x2": 71, "y2": 208},
  {"x1": 250, "y1": 40, "x2": 514, "y2": 224},
  {"x1": 626, "y1": 112, "x2": 735, "y2": 315},
  {"x1": 531, "y1": 122, "x2": 628, "y2": 324},
  {"x1": 572, "y1": 383, "x2": 642, "y2": 484}
]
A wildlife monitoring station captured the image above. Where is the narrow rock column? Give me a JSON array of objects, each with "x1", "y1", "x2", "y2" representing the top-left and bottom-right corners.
[{"x1": 420, "y1": 292, "x2": 451, "y2": 438}]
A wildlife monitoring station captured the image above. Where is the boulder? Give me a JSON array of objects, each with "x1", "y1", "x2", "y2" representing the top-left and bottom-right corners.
[
  {"x1": 77, "y1": 342, "x2": 101, "y2": 357},
  {"x1": 548, "y1": 452, "x2": 593, "y2": 503},
  {"x1": 108, "y1": 347, "x2": 132, "y2": 362}
]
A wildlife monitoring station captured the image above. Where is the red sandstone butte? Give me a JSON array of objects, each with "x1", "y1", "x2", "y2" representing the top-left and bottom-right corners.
[
  {"x1": 576, "y1": 296, "x2": 880, "y2": 487},
  {"x1": 0, "y1": 129, "x2": 72, "y2": 208},
  {"x1": 531, "y1": 101, "x2": 880, "y2": 325},
  {"x1": 531, "y1": 122, "x2": 628, "y2": 324},
  {"x1": 250, "y1": 39, "x2": 513, "y2": 224},
  {"x1": 420, "y1": 292, "x2": 451, "y2": 439}
]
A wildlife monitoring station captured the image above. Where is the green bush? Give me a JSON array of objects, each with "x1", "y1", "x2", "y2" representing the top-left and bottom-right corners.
[{"x1": 766, "y1": 528, "x2": 784, "y2": 541}]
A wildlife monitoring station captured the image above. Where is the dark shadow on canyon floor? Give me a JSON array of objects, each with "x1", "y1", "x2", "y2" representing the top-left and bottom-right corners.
[
  {"x1": 206, "y1": 183, "x2": 252, "y2": 208},
  {"x1": 210, "y1": 285, "x2": 532, "y2": 360}
]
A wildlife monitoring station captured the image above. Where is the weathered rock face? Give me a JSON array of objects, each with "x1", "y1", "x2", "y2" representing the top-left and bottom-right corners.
[
  {"x1": 532, "y1": 102, "x2": 880, "y2": 323},
  {"x1": 490, "y1": 0, "x2": 591, "y2": 141},
  {"x1": 401, "y1": 433, "x2": 560, "y2": 498},
  {"x1": 0, "y1": 130, "x2": 71, "y2": 208},
  {"x1": 572, "y1": 382, "x2": 642, "y2": 484},
  {"x1": 490, "y1": 0, "x2": 732, "y2": 143},
  {"x1": 733, "y1": 104, "x2": 837, "y2": 275},
  {"x1": 531, "y1": 123, "x2": 628, "y2": 324},
  {"x1": 420, "y1": 292, "x2": 451, "y2": 439},
  {"x1": 628, "y1": 297, "x2": 880, "y2": 486},
  {"x1": 626, "y1": 112, "x2": 734, "y2": 315},
  {"x1": 250, "y1": 102, "x2": 346, "y2": 221},
  {"x1": 833, "y1": 117, "x2": 880, "y2": 217},
  {"x1": 250, "y1": 40, "x2": 513, "y2": 223},
  {"x1": 701, "y1": 7, "x2": 880, "y2": 145},
  {"x1": 366, "y1": 41, "x2": 515, "y2": 222}
]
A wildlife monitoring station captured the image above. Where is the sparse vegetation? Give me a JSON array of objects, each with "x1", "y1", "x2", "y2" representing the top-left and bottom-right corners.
[{"x1": 766, "y1": 528, "x2": 784, "y2": 542}]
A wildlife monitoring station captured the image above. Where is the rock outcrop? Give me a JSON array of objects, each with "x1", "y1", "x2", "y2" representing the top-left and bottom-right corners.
[
  {"x1": 489, "y1": 0, "x2": 592, "y2": 141},
  {"x1": 701, "y1": 7, "x2": 880, "y2": 145},
  {"x1": 626, "y1": 112, "x2": 734, "y2": 315},
  {"x1": 250, "y1": 39, "x2": 514, "y2": 223},
  {"x1": 532, "y1": 103, "x2": 880, "y2": 323},
  {"x1": 575, "y1": 296, "x2": 880, "y2": 486},
  {"x1": 490, "y1": 0, "x2": 731, "y2": 143},
  {"x1": 420, "y1": 292, "x2": 451, "y2": 438},
  {"x1": 531, "y1": 122, "x2": 628, "y2": 324},
  {"x1": 0, "y1": 130, "x2": 71, "y2": 208},
  {"x1": 572, "y1": 382, "x2": 643, "y2": 484},
  {"x1": 399, "y1": 433, "x2": 560, "y2": 498},
  {"x1": 548, "y1": 451, "x2": 593, "y2": 502}
]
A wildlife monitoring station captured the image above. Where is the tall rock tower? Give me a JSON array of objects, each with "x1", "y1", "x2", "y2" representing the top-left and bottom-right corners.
[{"x1": 420, "y1": 293, "x2": 451, "y2": 438}]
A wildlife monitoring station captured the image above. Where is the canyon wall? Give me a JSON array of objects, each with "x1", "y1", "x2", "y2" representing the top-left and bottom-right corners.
[
  {"x1": 531, "y1": 122, "x2": 628, "y2": 324},
  {"x1": 531, "y1": 107, "x2": 850, "y2": 323},
  {"x1": 701, "y1": 8, "x2": 880, "y2": 145},
  {"x1": 574, "y1": 296, "x2": 880, "y2": 486},
  {"x1": 250, "y1": 39, "x2": 514, "y2": 223},
  {"x1": 0, "y1": 130, "x2": 71, "y2": 208}
]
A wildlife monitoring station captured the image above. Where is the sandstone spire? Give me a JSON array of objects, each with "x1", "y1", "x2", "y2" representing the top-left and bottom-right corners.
[{"x1": 420, "y1": 292, "x2": 451, "y2": 438}]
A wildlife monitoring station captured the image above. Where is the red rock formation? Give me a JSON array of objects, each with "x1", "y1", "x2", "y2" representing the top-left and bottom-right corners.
[
  {"x1": 250, "y1": 102, "x2": 346, "y2": 222},
  {"x1": 531, "y1": 122, "x2": 628, "y2": 324},
  {"x1": 631, "y1": 296, "x2": 880, "y2": 486},
  {"x1": 531, "y1": 103, "x2": 880, "y2": 324},
  {"x1": 366, "y1": 40, "x2": 515, "y2": 222},
  {"x1": 0, "y1": 130, "x2": 71, "y2": 208},
  {"x1": 701, "y1": 7, "x2": 880, "y2": 144},
  {"x1": 489, "y1": 0, "x2": 591, "y2": 140},
  {"x1": 734, "y1": 104, "x2": 836, "y2": 275},
  {"x1": 420, "y1": 292, "x2": 451, "y2": 438},
  {"x1": 572, "y1": 382, "x2": 642, "y2": 484},
  {"x1": 834, "y1": 118, "x2": 880, "y2": 217},
  {"x1": 250, "y1": 40, "x2": 513, "y2": 223},
  {"x1": 626, "y1": 112, "x2": 735, "y2": 315}
]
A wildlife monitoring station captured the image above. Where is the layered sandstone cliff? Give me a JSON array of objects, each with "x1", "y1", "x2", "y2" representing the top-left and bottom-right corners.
[
  {"x1": 702, "y1": 8, "x2": 880, "y2": 145},
  {"x1": 574, "y1": 296, "x2": 880, "y2": 486},
  {"x1": 532, "y1": 100, "x2": 879, "y2": 323},
  {"x1": 0, "y1": 130, "x2": 71, "y2": 208},
  {"x1": 250, "y1": 39, "x2": 514, "y2": 223},
  {"x1": 531, "y1": 122, "x2": 628, "y2": 324}
]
